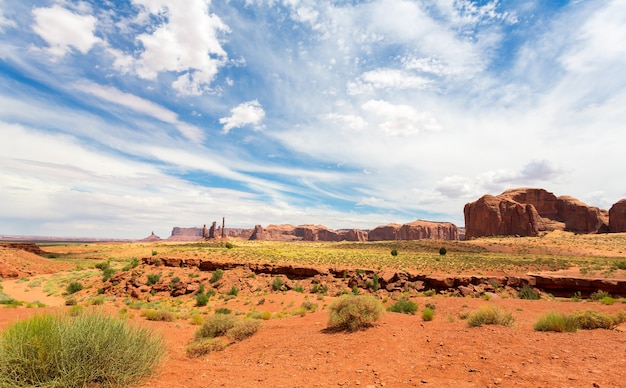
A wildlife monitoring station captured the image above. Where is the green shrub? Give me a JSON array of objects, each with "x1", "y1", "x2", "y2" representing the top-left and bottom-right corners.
[
  {"x1": 327, "y1": 295, "x2": 384, "y2": 332},
  {"x1": 210, "y1": 269, "x2": 224, "y2": 283},
  {"x1": 421, "y1": 308, "x2": 435, "y2": 321},
  {"x1": 196, "y1": 314, "x2": 236, "y2": 339},
  {"x1": 102, "y1": 267, "x2": 116, "y2": 282},
  {"x1": 466, "y1": 305, "x2": 515, "y2": 328},
  {"x1": 68, "y1": 305, "x2": 84, "y2": 316},
  {"x1": 517, "y1": 285, "x2": 540, "y2": 300},
  {"x1": 89, "y1": 296, "x2": 105, "y2": 306},
  {"x1": 196, "y1": 292, "x2": 209, "y2": 307},
  {"x1": 589, "y1": 290, "x2": 611, "y2": 301},
  {"x1": 387, "y1": 299, "x2": 418, "y2": 315},
  {"x1": 227, "y1": 285, "x2": 239, "y2": 297},
  {"x1": 66, "y1": 282, "x2": 83, "y2": 294},
  {"x1": 215, "y1": 308, "x2": 231, "y2": 315},
  {"x1": 570, "y1": 310, "x2": 617, "y2": 330},
  {"x1": 95, "y1": 261, "x2": 111, "y2": 270},
  {"x1": 225, "y1": 242, "x2": 234, "y2": 249},
  {"x1": 534, "y1": 311, "x2": 578, "y2": 332},
  {"x1": 140, "y1": 309, "x2": 176, "y2": 322},
  {"x1": 146, "y1": 274, "x2": 161, "y2": 286},
  {"x1": 613, "y1": 260, "x2": 626, "y2": 270},
  {"x1": 171, "y1": 276, "x2": 181, "y2": 284},
  {"x1": 311, "y1": 283, "x2": 328, "y2": 294},
  {"x1": 226, "y1": 319, "x2": 262, "y2": 341},
  {"x1": 390, "y1": 249, "x2": 398, "y2": 257},
  {"x1": 439, "y1": 247, "x2": 447, "y2": 256},
  {"x1": 0, "y1": 311, "x2": 164, "y2": 387},
  {"x1": 600, "y1": 296, "x2": 616, "y2": 305},
  {"x1": 186, "y1": 338, "x2": 228, "y2": 358},
  {"x1": 272, "y1": 277, "x2": 284, "y2": 291}
]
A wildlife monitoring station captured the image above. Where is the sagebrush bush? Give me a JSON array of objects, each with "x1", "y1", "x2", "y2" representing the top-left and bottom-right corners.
[
  {"x1": 196, "y1": 314, "x2": 236, "y2": 339},
  {"x1": 517, "y1": 285, "x2": 540, "y2": 300},
  {"x1": 387, "y1": 299, "x2": 418, "y2": 315},
  {"x1": 534, "y1": 311, "x2": 578, "y2": 332},
  {"x1": 210, "y1": 269, "x2": 224, "y2": 283},
  {"x1": 0, "y1": 311, "x2": 164, "y2": 387},
  {"x1": 140, "y1": 309, "x2": 176, "y2": 322},
  {"x1": 186, "y1": 338, "x2": 228, "y2": 358},
  {"x1": 466, "y1": 305, "x2": 515, "y2": 328},
  {"x1": 421, "y1": 308, "x2": 435, "y2": 321},
  {"x1": 226, "y1": 319, "x2": 262, "y2": 341},
  {"x1": 327, "y1": 295, "x2": 384, "y2": 332},
  {"x1": 570, "y1": 310, "x2": 617, "y2": 330},
  {"x1": 66, "y1": 281, "x2": 83, "y2": 294},
  {"x1": 146, "y1": 274, "x2": 161, "y2": 286}
]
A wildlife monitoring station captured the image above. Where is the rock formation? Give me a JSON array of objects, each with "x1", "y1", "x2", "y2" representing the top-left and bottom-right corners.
[
  {"x1": 609, "y1": 199, "x2": 626, "y2": 233},
  {"x1": 368, "y1": 220, "x2": 459, "y2": 241},
  {"x1": 138, "y1": 232, "x2": 161, "y2": 242},
  {"x1": 464, "y1": 188, "x2": 609, "y2": 239}
]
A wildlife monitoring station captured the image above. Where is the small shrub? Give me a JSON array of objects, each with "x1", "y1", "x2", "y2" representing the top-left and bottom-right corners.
[
  {"x1": 89, "y1": 296, "x2": 105, "y2": 306},
  {"x1": 439, "y1": 247, "x2": 447, "y2": 256},
  {"x1": 140, "y1": 309, "x2": 176, "y2": 322},
  {"x1": 227, "y1": 285, "x2": 239, "y2": 297},
  {"x1": 189, "y1": 314, "x2": 204, "y2": 326},
  {"x1": 171, "y1": 276, "x2": 181, "y2": 284},
  {"x1": 102, "y1": 267, "x2": 116, "y2": 282},
  {"x1": 146, "y1": 274, "x2": 161, "y2": 286},
  {"x1": 225, "y1": 242, "x2": 234, "y2": 249},
  {"x1": 589, "y1": 290, "x2": 611, "y2": 301},
  {"x1": 272, "y1": 277, "x2": 285, "y2": 291},
  {"x1": 196, "y1": 314, "x2": 236, "y2": 339},
  {"x1": 95, "y1": 261, "x2": 111, "y2": 271},
  {"x1": 68, "y1": 305, "x2": 84, "y2": 316},
  {"x1": 151, "y1": 250, "x2": 158, "y2": 256},
  {"x1": 227, "y1": 319, "x2": 262, "y2": 341},
  {"x1": 196, "y1": 292, "x2": 210, "y2": 307},
  {"x1": 186, "y1": 338, "x2": 228, "y2": 358},
  {"x1": 517, "y1": 285, "x2": 540, "y2": 300},
  {"x1": 534, "y1": 311, "x2": 578, "y2": 332},
  {"x1": 327, "y1": 295, "x2": 384, "y2": 332},
  {"x1": 390, "y1": 249, "x2": 398, "y2": 257},
  {"x1": 600, "y1": 296, "x2": 616, "y2": 305},
  {"x1": 387, "y1": 299, "x2": 418, "y2": 315},
  {"x1": 64, "y1": 298, "x2": 77, "y2": 306},
  {"x1": 311, "y1": 283, "x2": 328, "y2": 295},
  {"x1": 66, "y1": 282, "x2": 83, "y2": 294},
  {"x1": 215, "y1": 308, "x2": 231, "y2": 315},
  {"x1": 0, "y1": 311, "x2": 165, "y2": 387},
  {"x1": 293, "y1": 283, "x2": 304, "y2": 293},
  {"x1": 421, "y1": 308, "x2": 435, "y2": 321},
  {"x1": 466, "y1": 305, "x2": 515, "y2": 328},
  {"x1": 613, "y1": 260, "x2": 626, "y2": 270},
  {"x1": 570, "y1": 310, "x2": 616, "y2": 330},
  {"x1": 210, "y1": 269, "x2": 224, "y2": 283}
]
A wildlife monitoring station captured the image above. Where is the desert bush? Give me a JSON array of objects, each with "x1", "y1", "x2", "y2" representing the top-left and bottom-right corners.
[
  {"x1": 196, "y1": 292, "x2": 209, "y2": 307},
  {"x1": 517, "y1": 285, "x2": 540, "y2": 300},
  {"x1": 534, "y1": 311, "x2": 578, "y2": 332},
  {"x1": 215, "y1": 308, "x2": 232, "y2": 315},
  {"x1": 387, "y1": 299, "x2": 418, "y2": 315},
  {"x1": 226, "y1": 319, "x2": 262, "y2": 341},
  {"x1": 196, "y1": 314, "x2": 237, "y2": 339},
  {"x1": 225, "y1": 242, "x2": 234, "y2": 249},
  {"x1": 589, "y1": 290, "x2": 611, "y2": 301},
  {"x1": 210, "y1": 269, "x2": 224, "y2": 283},
  {"x1": 227, "y1": 285, "x2": 239, "y2": 297},
  {"x1": 439, "y1": 247, "x2": 447, "y2": 256},
  {"x1": 272, "y1": 277, "x2": 285, "y2": 291},
  {"x1": 140, "y1": 309, "x2": 176, "y2": 322},
  {"x1": 390, "y1": 249, "x2": 398, "y2": 257},
  {"x1": 186, "y1": 338, "x2": 228, "y2": 358},
  {"x1": 95, "y1": 261, "x2": 111, "y2": 271},
  {"x1": 600, "y1": 296, "x2": 616, "y2": 305},
  {"x1": 66, "y1": 281, "x2": 83, "y2": 294},
  {"x1": 570, "y1": 310, "x2": 617, "y2": 330},
  {"x1": 327, "y1": 295, "x2": 384, "y2": 332},
  {"x1": 466, "y1": 305, "x2": 515, "y2": 328},
  {"x1": 421, "y1": 308, "x2": 435, "y2": 321},
  {"x1": 613, "y1": 260, "x2": 626, "y2": 270},
  {"x1": 146, "y1": 274, "x2": 161, "y2": 286},
  {"x1": 0, "y1": 311, "x2": 164, "y2": 387}
]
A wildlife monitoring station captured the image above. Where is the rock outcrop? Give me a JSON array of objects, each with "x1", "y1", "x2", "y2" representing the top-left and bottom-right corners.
[
  {"x1": 609, "y1": 199, "x2": 626, "y2": 233},
  {"x1": 138, "y1": 232, "x2": 161, "y2": 242},
  {"x1": 249, "y1": 224, "x2": 367, "y2": 242},
  {"x1": 368, "y1": 220, "x2": 459, "y2": 241},
  {"x1": 464, "y1": 188, "x2": 609, "y2": 239}
]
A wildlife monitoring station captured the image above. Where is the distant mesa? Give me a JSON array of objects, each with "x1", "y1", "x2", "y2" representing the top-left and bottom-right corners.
[
  {"x1": 368, "y1": 220, "x2": 458, "y2": 241},
  {"x1": 463, "y1": 188, "x2": 614, "y2": 239},
  {"x1": 138, "y1": 231, "x2": 161, "y2": 242}
]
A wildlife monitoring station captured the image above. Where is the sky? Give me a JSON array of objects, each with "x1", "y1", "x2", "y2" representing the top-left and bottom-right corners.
[{"x1": 1, "y1": 0, "x2": 625, "y2": 239}]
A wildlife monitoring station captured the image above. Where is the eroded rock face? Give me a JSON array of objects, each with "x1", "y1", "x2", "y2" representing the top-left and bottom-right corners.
[
  {"x1": 464, "y1": 188, "x2": 609, "y2": 239},
  {"x1": 249, "y1": 224, "x2": 367, "y2": 241},
  {"x1": 368, "y1": 220, "x2": 459, "y2": 241},
  {"x1": 463, "y1": 195, "x2": 541, "y2": 239},
  {"x1": 609, "y1": 199, "x2": 626, "y2": 233}
]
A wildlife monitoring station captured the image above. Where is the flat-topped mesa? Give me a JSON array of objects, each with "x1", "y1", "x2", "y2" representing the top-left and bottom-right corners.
[
  {"x1": 249, "y1": 224, "x2": 366, "y2": 242},
  {"x1": 464, "y1": 188, "x2": 609, "y2": 239},
  {"x1": 368, "y1": 220, "x2": 459, "y2": 241},
  {"x1": 609, "y1": 199, "x2": 626, "y2": 233}
]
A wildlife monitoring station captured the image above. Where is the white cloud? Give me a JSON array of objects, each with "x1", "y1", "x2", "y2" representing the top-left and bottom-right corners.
[
  {"x1": 361, "y1": 100, "x2": 442, "y2": 136},
  {"x1": 347, "y1": 69, "x2": 433, "y2": 95},
  {"x1": 324, "y1": 113, "x2": 367, "y2": 131},
  {"x1": 31, "y1": 5, "x2": 101, "y2": 58},
  {"x1": 130, "y1": 0, "x2": 231, "y2": 95},
  {"x1": 0, "y1": 7, "x2": 15, "y2": 32},
  {"x1": 219, "y1": 100, "x2": 266, "y2": 134}
]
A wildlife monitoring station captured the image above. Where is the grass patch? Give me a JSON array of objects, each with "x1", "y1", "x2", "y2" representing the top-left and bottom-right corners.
[
  {"x1": 226, "y1": 319, "x2": 262, "y2": 341},
  {"x1": 0, "y1": 311, "x2": 164, "y2": 387},
  {"x1": 196, "y1": 314, "x2": 236, "y2": 339},
  {"x1": 209, "y1": 269, "x2": 224, "y2": 283},
  {"x1": 327, "y1": 295, "x2": 384, "y2": 332},
  {"x1": 421, "y1": 308, "x2": 435, "y2": 321},
  {"x1": 534, "y1": 310, "x2": 625, "y2": 332},
  {"x1": 534, "y1": 311, "x2": 578, "y2": 332},
  {"x1": 65, "y1": 281, "x2": 83, "y2": 294},
  {"x1": 140, "y1": 309, "x2": 176, "y2": 322},
  {"x1": 186, "y1": 338, "x2": 228, "y2": 358},
  {"x1": 387, "y1": 299, "x2": 418, "y2": 315},
  {"x1": 466, "y1": 305, "x2": 515, "y2": 328},
  {"x1": 517, "y1": 285, "x2": 540, "y2": 300}
]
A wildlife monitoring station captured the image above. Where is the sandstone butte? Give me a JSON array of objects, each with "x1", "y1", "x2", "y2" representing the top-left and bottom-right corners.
[
  {"x1": 464, "y1": 188, "x2": 610, "y2": 239},
  {"x1": 609, "y1": 198, "x2": 626, "y2": 233}
]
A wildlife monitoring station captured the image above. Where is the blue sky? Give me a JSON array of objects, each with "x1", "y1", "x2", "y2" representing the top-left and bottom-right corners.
[{"x1": 1, "y1": 0, "x2": 625, "y2": 239}]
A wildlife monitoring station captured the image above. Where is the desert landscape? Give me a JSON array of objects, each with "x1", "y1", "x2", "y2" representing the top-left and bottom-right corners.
[{"x1": 1, "y1": 225, "x2": 626, "y2": 387}]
